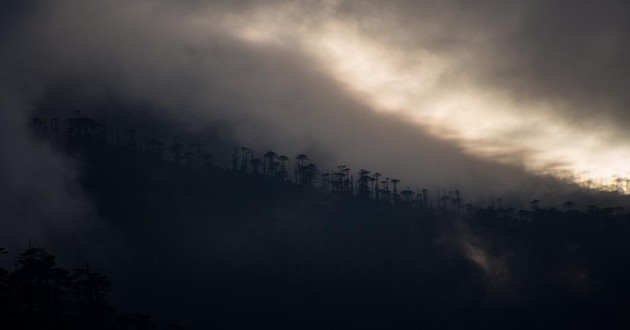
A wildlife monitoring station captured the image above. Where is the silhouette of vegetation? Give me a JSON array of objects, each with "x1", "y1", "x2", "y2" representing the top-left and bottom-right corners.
[
  {"x1": 22, "y1": 113, "x2": 630, "y2": 329},
  {"x1": 0, "y1": 246, "x2": 155, "y2": 330}
]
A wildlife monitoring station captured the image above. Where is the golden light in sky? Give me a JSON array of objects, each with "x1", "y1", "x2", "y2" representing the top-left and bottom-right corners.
[{"x1": 221, "y1": 4, "x2": 630, "y2": 193}]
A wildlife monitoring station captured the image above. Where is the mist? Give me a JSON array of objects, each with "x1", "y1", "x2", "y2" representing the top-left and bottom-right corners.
[
  {"x1": 1, "y1": 0, "x2": 629, "y2": 260},
  {"x1": 3, "y1": 1, "x2": 630, "y2": 328},
  {"x1": 5, "y1": 0, "x2": 629, "y2": 190}
]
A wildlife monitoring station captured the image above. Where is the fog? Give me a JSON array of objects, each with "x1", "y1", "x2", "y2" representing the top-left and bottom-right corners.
[
  {"x1": 1, "y1": 0, "x2": 630, "y2": 253},
  {"x1": 4, "y1": 2, "x2": 630, "y2": 328}
]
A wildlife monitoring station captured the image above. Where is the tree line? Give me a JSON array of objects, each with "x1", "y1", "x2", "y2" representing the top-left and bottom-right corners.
[{"x1": 29, "y1": 112, "x2": 629, "y2": 218}]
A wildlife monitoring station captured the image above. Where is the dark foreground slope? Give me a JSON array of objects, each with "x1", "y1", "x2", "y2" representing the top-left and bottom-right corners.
[
  {"x1": 6, "y1": 123, "x2": 630, "y2": 329},
  {"x1": 75, "y1": 140, "x2": 630, "y2": 329}
]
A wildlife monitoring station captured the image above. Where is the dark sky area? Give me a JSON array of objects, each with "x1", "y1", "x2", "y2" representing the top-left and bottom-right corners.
[{"x1": 2, "y1": 1, "x2": 630, "y2": 327}]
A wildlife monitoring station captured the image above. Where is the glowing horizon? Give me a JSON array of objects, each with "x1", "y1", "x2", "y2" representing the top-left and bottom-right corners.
[{"x1": 222, "y1": 7, "x2": 630, "y2": 194}]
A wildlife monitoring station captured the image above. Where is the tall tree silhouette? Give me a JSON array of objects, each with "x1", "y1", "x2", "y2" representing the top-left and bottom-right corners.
[
  {"x1": 295, "y1": 154, "x2": 308, "y2": 184},
  {"x1": 401, "y1": 187, "x2": 414, "y2": 205},
  {"x1": 263, "y1": 151, "x2": 277, "y2": 176},
  {"x1": 278, "y1": 155, "x2": 289, "y2": 181},
  {"x1": 391, "y1": 179, "x2": 400, "y2": 203},
  {"x1": 373, "y1": 172, "x2": 382, "y2": 200},
  {"x1": 357, "y1": 169, "x2": 371, "y2": 198},
  {"x1": 381, "y1": 177, "x2": 390, "y2": 202}
]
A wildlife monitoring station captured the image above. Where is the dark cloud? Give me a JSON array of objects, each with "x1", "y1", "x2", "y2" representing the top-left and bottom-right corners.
[
  {"x1": 364, "y1": 0, "x2": 630, "y2": 127},
  {"x1": 474, "y1": 2, "x2": 630, "y2": 123}
]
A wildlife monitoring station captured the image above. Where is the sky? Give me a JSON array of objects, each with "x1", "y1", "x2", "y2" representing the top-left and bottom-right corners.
[{"x1": 2, "y1": 0, "x2": 630, "y2": 246}]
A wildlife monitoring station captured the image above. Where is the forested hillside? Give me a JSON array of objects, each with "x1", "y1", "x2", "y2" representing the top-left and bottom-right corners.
[{"x1": 4, "y1": 115, "x2": 630, "y2": 329}]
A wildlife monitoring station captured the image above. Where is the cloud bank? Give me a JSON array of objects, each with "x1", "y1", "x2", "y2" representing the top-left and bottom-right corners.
[{"x1": 2, "y1": 0, "x2": 630, "y2": 252}]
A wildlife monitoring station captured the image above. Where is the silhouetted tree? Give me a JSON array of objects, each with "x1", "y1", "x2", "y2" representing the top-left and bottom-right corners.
[
  {"x1": 373, "y1": 172, "x2": 382, "y2": 200},
  {"x1": 391, "y1": 179, "x2": 400, "y2": 202},
  {"x1": 440, "y1": 194, "x2": 451, "y2": 210},
  {"x1": 321, "y1": 171, "x2": 331, "y2": 191},
  {"x1": 381, "y1": 177, "x2": 390, "y2": 202},
  {"x1": 454, "y1": 190, "x2": 462, "y2": 213},
  {"x1": 369, "y1": 176, "x2": 377, "y2": 199},
  {"x1": 357, "y1": 169, "x2": 371, "y2": 198},
  {"x1": 278, "y1": 155, "x2": 289, "y2": 181},
  {"x1": 401, "y1": 188, "x2": 414, "y2": 204},
  {"x1": 295, "y1": 154, "x2": 309, "y2": 184},
  {"x1": 264, "y1": 151, "x2": 277, "y2": 176},
  {"x1": 0, "y1": 246, "x2": 155, "y2": 329}
]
